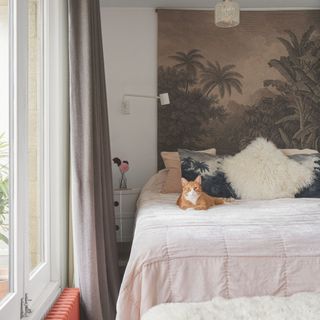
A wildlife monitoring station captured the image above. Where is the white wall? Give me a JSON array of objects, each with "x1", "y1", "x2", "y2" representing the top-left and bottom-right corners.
[{"x1": 101, "y1": 8, "x2": 158, "y2": 189}]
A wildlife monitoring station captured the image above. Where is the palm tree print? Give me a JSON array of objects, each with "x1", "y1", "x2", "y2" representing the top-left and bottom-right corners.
[
  {"x1": 277, "y1": 26, "x2": 315, "y2": 59},
  {"x1": 201, "y1": 61, "x2": 243, "y2": 98},
  {"x1": 193, "y1": 161, "x2": 209, "y2": 173},
  {"x1": 265, "y1": 25, "x2": 320, "y2": 148},
  {"x1": 181, "y1": 157, "x2": 195, "y2": 173},
  {"x1": 158, "y1": 23, "x2": 320, "y2": 163},
  {"x1": 170, "y1": 49, "x2": 204, "y2": 93},
  {"x1": 180, "y1": 157, "x2": 210, "y2": 181},
  {"x1": 181, "y1": 157, "x2": 209, "y2": 175}
]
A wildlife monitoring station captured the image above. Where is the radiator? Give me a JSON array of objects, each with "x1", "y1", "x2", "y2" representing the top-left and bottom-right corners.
[{"x1": 45, "y1": 288, "x2": 80, "y2": 320}]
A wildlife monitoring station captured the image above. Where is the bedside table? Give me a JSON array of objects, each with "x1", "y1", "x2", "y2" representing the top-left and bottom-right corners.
[{"x1": 113, "y1": 188, "x2": 140, "y2": 277}]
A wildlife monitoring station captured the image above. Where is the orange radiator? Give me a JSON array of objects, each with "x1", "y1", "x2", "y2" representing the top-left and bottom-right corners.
[{"x1": 45, "y1": 288, "x2": 80, "y2": 320}]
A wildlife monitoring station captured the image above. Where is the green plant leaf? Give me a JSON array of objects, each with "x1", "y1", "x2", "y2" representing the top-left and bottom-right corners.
[{"x1": 0, "y1": 232, "x2": 8, "y2": 245}]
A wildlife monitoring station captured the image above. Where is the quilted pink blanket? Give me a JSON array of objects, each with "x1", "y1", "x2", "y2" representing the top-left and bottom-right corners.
[{"x1": 116, "y1": 171, "x2": 320, "y2": 320}]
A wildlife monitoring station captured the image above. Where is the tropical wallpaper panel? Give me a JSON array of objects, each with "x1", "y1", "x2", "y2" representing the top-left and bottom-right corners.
[{"x1": 157, "y1": 10, "x2": 320, "y2": 168}]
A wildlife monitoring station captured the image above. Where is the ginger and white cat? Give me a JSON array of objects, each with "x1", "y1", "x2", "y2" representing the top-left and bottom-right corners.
[{"x1": 177, "y1": 176, "x2": 225, "y2": 210}]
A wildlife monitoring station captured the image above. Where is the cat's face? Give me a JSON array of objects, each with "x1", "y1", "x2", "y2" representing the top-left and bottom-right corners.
[{"x1": 181, "y1": 176, "x2": 202, "y2": 204}]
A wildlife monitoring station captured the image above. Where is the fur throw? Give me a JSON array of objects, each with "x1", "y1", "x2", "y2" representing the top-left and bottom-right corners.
[{"x1": 142, "y1": 292, "x2": 320, "y2": 320}]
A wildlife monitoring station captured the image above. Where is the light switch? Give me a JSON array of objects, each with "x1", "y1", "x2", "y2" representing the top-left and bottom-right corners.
[{"x1": 121, "y1": 100, "x2": 130, "y2": 115}]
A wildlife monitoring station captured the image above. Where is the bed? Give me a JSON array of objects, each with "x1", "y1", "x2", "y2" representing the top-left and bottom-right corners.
[{"x1": 116, "y1": 170, "x2": 320, "y2": 320}]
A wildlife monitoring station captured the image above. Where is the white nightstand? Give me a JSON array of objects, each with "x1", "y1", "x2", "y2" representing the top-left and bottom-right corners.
[
  {"x1": 113, "y1": 188, "x2": 140, "y2": 243},
  {"x1": 113, "y1": 188, "x2": 140, "y2": 277}
]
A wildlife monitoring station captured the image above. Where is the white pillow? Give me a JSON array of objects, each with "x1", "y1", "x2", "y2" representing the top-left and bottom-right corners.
[{"x1": 223, "y1": 138, "x2": 315, "y2": 200}]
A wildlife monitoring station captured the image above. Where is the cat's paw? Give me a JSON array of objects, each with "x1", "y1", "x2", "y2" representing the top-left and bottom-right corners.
[
  {"x1": 195, "y1": 206, "x2": 208, "y2": 210},
  {"x1": 224, "y1": 197, "x2": 236, "y2": 204}
]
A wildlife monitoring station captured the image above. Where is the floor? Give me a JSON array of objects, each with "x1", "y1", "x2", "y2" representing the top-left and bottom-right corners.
[{"x1": 117, "y1": 242, "x2": 132, "y2": 279}]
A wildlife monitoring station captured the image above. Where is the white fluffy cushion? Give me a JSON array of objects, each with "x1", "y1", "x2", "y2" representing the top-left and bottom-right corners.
[{"x1": 223, "y1": 138, "x2": 315, "y2": 200}]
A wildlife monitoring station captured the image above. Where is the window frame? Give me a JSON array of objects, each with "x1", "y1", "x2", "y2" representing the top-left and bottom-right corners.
[
  {"x1": 27, "y1": 0, "x2": 69, "y2": 317},
  {"x1": 0, "y1": 0, "x2": 68, "y2": 318}
]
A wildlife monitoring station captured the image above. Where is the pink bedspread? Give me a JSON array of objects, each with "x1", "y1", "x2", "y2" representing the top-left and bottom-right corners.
[{"x1": 116, "y1": 171, "x2": 320, "y2": 320}]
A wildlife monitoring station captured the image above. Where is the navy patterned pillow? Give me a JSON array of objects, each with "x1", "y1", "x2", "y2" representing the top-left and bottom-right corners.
[
  {"x1": 289, "y1": 153, "x2": 320, "y2": 198},
  {"x1": 178, "y1": 149, "x2": 237, "y2": 198}
]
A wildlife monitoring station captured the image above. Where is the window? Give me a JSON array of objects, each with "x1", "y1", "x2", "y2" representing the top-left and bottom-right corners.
[
  {"x1": 0, "y1": 1, "x2": 68, "y2": 319},
  {"x1": 28, "y1": 0, "x2": 43, "y2": 273},
  {"x1": 0, "y1": 0, "x2": 10, "y2": 303},
  {"x1": 25, "y1": 0, "x2": 52, "y2": 305}
]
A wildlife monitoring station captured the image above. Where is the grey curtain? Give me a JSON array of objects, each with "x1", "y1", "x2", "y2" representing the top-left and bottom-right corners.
[{"x1": 68, "y1": 0, "x2": 120, "y2": 319}]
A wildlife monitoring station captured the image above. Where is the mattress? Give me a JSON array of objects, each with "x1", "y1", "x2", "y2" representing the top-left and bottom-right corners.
[{"x1": 116, "y1": 170, "x2": 320, "y2": 320}]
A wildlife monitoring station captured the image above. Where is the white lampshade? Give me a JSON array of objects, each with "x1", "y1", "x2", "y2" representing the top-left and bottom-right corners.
[
  {"x1": 159, "y1": 93, "x2": 170, "y2": 106},
  {"x1": 215, "y1": 0, "x2": 240, "y2": 28}
]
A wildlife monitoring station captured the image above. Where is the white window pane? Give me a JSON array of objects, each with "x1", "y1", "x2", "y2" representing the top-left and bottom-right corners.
[{"x1": 28, "y1": 0, "x2": 43, "y2": 272}]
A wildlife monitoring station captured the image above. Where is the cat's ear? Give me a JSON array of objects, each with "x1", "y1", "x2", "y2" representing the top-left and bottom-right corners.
[
  {"x1": 195, "y1": 175, "x2": 202, "y2": 184},
  {"x1": 181, "y1": 178, "x2": 188, "y2": 187}
]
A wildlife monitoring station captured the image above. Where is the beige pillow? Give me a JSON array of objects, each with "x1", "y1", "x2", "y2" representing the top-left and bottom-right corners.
[
  {"x1": 282, "y1": 148, "x2": 318, "y2": 156},
  {"x1": 161, "y1": 148, "x2": 216, "y2": 193}
]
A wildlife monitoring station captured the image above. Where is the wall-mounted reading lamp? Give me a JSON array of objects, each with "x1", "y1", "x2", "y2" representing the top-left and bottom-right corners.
[{"x1": 121, "y1": 93, "x2": 170, "y2": 114}]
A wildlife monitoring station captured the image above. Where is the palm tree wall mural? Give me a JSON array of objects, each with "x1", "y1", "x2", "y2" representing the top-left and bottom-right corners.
[
  {"x1": 157, "y1": 10, "x2": 320, "y2": 167},
  {"x1": 201, "y1": 61, "x2": 243, "y2": 98},
  {"x1": 170, "y1": 49, "x2": 204, "y2": 93},
  {"x1": 264, "y1": 26, "x2": 320, "y2": 149}
]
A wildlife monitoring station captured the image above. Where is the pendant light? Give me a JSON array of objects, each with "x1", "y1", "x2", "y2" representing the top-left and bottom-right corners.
[{"x1": 215, "y1": 0, "x2": 240, "y2": 28}]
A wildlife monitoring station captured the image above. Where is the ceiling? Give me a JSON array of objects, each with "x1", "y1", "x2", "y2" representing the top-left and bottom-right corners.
[{"x1": 100, "y1": 0, "x2": 320, "y2": 8}]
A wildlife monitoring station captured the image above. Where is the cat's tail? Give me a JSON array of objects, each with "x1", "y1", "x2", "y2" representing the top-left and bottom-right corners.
[{"x1": 214, "y1": 198, "x2": 225, "y2": 205}]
